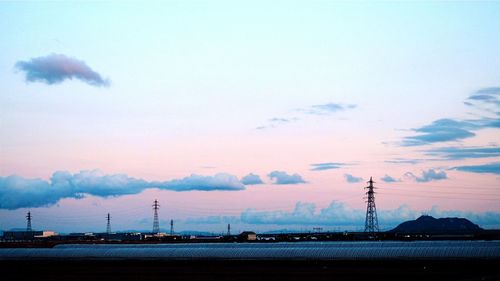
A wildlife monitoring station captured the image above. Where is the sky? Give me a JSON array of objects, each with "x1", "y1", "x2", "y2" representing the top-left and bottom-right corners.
[{"x1": 0, "y1": 1, "x2": 499, "y2": 233}]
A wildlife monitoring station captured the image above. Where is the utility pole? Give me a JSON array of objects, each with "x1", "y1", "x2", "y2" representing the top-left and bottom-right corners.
[
  {"x1": 106, "y1": 213, "x2": 111, "y2": 234},
  {"x1": 170, "y1": 219, "x2": 174, "y2": 235},
  {"x1": 152, "y1": 199, "x2": 160, "y2": 234},
  {"x1": 26, "y1": 211, "x2": 32, "y2": 232},
  {"x1": 364, "y1": 177, "x2": 379, "y2": 234},
  {"x1": 227, "y1": 223, "x2": 231, "y2": 236}
]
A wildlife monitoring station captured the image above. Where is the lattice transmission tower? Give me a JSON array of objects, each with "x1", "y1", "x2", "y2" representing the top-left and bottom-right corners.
[
  {"x1": 106, "y1": 213, "x2": 112, "y2": 234},
  {"x1": 152, "y1": 199, "x2": 160, "y2": 234},
  {"x1": 364, "y1": 177, "x2": 379, "y2": 233},
  {"x1": 26, "y1": 211, "x2": 32, "y2": 232}
]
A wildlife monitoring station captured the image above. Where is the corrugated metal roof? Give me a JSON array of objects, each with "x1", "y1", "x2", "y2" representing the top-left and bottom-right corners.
[{"x1": 1, "y1": 241, "x2": 499, "y2": 260}]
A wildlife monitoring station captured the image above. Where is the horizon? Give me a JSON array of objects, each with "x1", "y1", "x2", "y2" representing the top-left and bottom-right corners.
[
  {"x1": 1, "y1": 1, "x2": 499, "y2": 233},
  {"x1": 2, "y1": 212, "x2": 493, "y2": 235}
]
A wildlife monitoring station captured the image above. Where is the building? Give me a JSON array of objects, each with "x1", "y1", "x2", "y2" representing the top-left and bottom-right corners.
[
  {"x1": 2, "y1": 231, "x2": 58, "y2": 241},
  {"x1": 100, "y1": 232, "x2": 143, "y2": 241},
  {"x1": 239, "y1": 231, "x2": 257, "y2": 241},
  {"x1": 34, "y1": 231, "x2": 58, "y2": 238},
  {"x1": 61, "y1": 232, "x2": 97, "y2": 241}
]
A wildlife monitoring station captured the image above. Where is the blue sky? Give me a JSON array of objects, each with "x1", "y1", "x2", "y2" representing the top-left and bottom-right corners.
[{"x1": 0, "y1": 1, "x2": 499, "y2": 232}]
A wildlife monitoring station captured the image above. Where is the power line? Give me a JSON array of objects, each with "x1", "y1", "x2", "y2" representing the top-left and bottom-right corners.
[
  {"x1": 384, "y1": 182, "x2": 499, "y2": 191},
  {"x1": 379, "y1": 192, "x2": 500, "y2": 201},
  {"x1": 378, "y1": 187, "x2": 500, "y2": 197}
]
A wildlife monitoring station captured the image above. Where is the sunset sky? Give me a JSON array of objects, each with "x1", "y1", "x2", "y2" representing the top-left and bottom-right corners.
[{"x1": 1, "y1": 1, "x2": 499, "y2": 233}]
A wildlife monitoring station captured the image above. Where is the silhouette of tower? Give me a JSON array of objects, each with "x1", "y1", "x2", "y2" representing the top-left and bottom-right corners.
[
  {"x1": 26, "y1": 211, "x2": 32, "y2": 232},
  {"x1": 227, "y1": 224, "x2": 231, "y2": 236},
  {"x1": 170, "y1": 219, "x2": 174, "y2": 235},
  {"x1": 106, "y1": 213, "x2": 111, "y2": 234},
  {"x1": 152, "y1": 199, "x2": 160, "y2": 234},
  {"x1": 364, "y1": 177, "x2": 379, "y2": 233}
]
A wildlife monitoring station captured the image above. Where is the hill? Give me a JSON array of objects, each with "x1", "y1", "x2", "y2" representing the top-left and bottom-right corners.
[{"x1": 390, "y1": 215, "x2": 483, "y2": 233}]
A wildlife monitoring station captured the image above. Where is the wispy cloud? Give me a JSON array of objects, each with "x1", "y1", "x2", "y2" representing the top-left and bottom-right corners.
[
  {"x1": 453, "y1": 162, "x2": 500, "y2": 175},
  {"x1": 385, "y1": 158, "x2": 425, "y2": 165},
  {"x1": 400, "y1": 87, "x2": 500, "y2": 146},
  {"x1": 344, "y1": 173, "x2": 363, "y2": 183},
  {"x1": 268, "y1": 171, "x2": 306, "y2": 185},
  {"x1": 380, "y1": 174, "x2": 401, "y2": 183},
  {"x1": 304, "y1": 103, "x2": 357, "y2": 115},
  {"x1": 474, "y1": 87, "x2": 500, "y2": 95},
  {"x1": 465, "y1": 87, "x2": 500, "y2": 109},
  {"x1": 402, "y1": 118, "x2": 477, "y2": 146},
  {"x1": 240, "y1": 173, "x2": 264, "y2": 185},
  {"x1": 268, "y1": 117, "x2": 296, "y2": 123},
  {"x1": 256, "y1": 117, "x2": 298, "y2": 130},
  {"x1": 402, "y1": 117, "x2": 500, "y2": 146},
  {"x1": 425, "y1": 146, "x2": 500, "y2": 160},
  {"x1": 404, "y1": 169, "x2": 447, "y2": 182},
  {"x1": 310, "y1": 162, "x2": 347, "y2": 171},
  {"x1": 15, "y1": 54, "x2": 110, "y2": 87},
  {"x1": 0, "y1": 170, "x2": 245, "y2": 209},
  {"x1": 257, "y1": 102, "x2": 356, "y2": 130}
]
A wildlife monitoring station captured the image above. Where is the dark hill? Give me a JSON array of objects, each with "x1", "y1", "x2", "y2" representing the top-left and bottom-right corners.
[{"x1": 390, "y1": 215, "x2": 483, "y2": 233}]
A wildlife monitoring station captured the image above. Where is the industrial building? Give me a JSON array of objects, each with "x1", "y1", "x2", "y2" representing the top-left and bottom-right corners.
[{"x1": 2, "y1": 231, "x2": 58, "y2": 241}]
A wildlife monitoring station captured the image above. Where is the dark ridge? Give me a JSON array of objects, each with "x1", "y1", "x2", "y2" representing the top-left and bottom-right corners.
[{"x1": 390, "y1": 215, "x2": 483, "y2": 234}]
